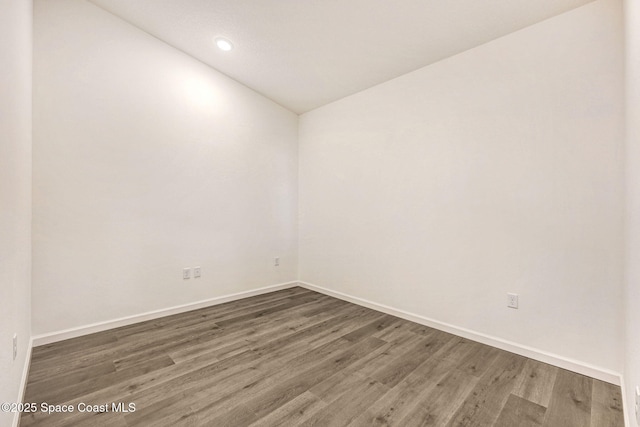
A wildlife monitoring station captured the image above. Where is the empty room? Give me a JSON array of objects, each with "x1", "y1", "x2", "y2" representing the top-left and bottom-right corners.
[{"x1": 2, "y1": 0, "x2": 640, "y2": 425}]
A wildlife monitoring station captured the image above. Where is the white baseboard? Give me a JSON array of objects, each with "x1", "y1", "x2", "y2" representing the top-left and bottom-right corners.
[
  {"x1": 13, "y1": 336, "x2": 33, "y2": 427},
  {"x1": 32, "y1": 281, "x2": 299, "y2": 347},
  {"x1": 298, "y1": 281, "x2": 622, "y2": 386}
]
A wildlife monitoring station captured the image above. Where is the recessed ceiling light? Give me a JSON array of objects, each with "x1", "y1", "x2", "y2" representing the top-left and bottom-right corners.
[{"x1": 215, "y1": 37, "x2": 233, "y2": 52}]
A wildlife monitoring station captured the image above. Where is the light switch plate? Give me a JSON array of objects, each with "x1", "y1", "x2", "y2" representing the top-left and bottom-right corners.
[
  {"x1": 507, "y1": 293, "x2": 519, "y2": 309},
  {"x1": 635, "y1": 386, "x2": 640, "y2": 424}
]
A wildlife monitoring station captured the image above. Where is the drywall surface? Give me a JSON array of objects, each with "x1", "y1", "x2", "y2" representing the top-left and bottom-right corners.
[
  {"x1": 0, "y1": 0, "x2": 32, "y2": 424},
  {"x1": 299, "y1": 0, "x2": 624, "y2": 372},
  {"x1": 624, "y1": 0, "x2": 640, "y2": 423},
  {"x1": 33, "y1": 0, "x2": 298, "y2": 334}
]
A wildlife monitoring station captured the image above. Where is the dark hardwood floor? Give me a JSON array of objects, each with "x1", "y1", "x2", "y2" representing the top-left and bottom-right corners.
[{"x1": 20, "y1": 287, "x2": 624, "y2": 426}]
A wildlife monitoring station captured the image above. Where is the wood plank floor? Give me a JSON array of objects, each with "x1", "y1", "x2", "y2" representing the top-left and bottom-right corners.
[{"x1": 21, "y1": 287, "x2": 624, "y2": 426}]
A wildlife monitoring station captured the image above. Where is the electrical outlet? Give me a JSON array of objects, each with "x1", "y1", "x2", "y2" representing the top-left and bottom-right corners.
[
  {"x1": 274, "y1": 257, "x2": 280, "y2": 267},
  {"x1": 507, "y1": 293, "x2": 519, "y2": 309},
  {"x1": 13, "y1": 334, "x2": 17, "y2": 361},
  {"x1": 183, "y1": 268, "x2": 191, "y2": 279},
  {"x1": 194, "y1": 266, "x2": 201, "y2": 278},
  {"x1": 635, "y1": 386, "x2": 640, "y2": 424}
]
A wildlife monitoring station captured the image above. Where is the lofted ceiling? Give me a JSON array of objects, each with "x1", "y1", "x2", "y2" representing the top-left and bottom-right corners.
[{"x1": 88, "y1": 0, "x2": 595, "y2": 114}]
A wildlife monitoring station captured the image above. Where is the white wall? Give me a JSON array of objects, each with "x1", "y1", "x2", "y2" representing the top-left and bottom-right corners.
[
  {"x1": 0, "y1": 0, "x2": 32, "y2": 425},
  {"x1": 32, "y1": 0, "x2": 298, "y2": 335},
  {"x1": 299, "y1": 0, "x2": 624, "y2": 374},
  {"x1": 624, "y1": 0, "x2": 640, "y2": 423}
]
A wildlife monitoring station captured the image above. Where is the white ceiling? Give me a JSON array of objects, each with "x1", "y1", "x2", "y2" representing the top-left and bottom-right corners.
[{"x1": 88, "y1": 0, "x2": 595, "y2": 114}]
